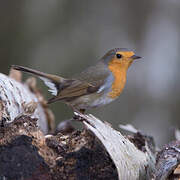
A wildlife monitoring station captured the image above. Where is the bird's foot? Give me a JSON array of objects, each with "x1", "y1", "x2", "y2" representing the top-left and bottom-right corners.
[
  {"x1": 73, "y1": 111, "x2": 96, "y2": 128},
  {"x1": 73, "y1": 112, "x2": 84, "y2": 122}
]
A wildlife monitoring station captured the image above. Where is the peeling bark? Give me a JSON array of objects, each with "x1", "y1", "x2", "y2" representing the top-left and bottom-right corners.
[
  {"x1": 0, "y1": 73, "x2": 48, "y2": 133},
  {"x1": 155, "y1": 140, "x2": 180, "y2": 180},
  {"x1": 78, "y1": 113, "x2": 156, "y2": 180}
]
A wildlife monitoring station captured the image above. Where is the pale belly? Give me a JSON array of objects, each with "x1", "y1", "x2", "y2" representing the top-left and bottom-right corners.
[
  {"x1": 89, "y1": 94, "x2": 114, "y2": 108},
  {"x1": 69, "y1": 92, "x2": 115, "y2": 110}
]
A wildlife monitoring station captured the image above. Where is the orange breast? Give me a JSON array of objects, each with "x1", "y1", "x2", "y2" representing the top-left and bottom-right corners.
[{"x1": 108, "y1": 60, "x2": 128, "y2": 99}]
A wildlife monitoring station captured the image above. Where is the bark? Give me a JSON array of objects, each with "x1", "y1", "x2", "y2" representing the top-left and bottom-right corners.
[
  {"x1": 0, "y1": 72, "x2": 49, "y2": 133},
  {"x1": 0, "y1": 114, "x2": 157, "y2": 180},
  {"x1": 77, "y1": 113, "x2": 156, "y2": 180}
]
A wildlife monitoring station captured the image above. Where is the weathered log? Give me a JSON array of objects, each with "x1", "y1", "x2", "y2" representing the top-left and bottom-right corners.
[
  {"x1": 78, "y1": 113, "x2": 156, "y2": 180},
  {"x1": 0, "y1": 72, "x2": 48, "y2": 133},
  {"x1": 0, "y1": 115, "x2": 118, "y2": 180},
  {"x1": 0, "y1": 113, "x2": 157, "y2": 180},
  {"x1": 155, "y1": 140, "x2": 180, "y2": 180}
]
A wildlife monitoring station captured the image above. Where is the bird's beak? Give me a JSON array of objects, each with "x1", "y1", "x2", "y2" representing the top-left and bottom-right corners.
[{"x1": 131, "y1": 55, "x2": 141, "y2": 60}]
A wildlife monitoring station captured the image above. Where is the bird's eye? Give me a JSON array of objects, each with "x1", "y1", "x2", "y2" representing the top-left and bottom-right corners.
[{"x1": 116, "y1": 54, "x2": 122, "y2": 59}]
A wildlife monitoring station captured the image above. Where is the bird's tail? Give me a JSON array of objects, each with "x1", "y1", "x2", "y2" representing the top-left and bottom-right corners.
[{"x1": 12, "y1": 65, "x2": 66, "y2": 96}]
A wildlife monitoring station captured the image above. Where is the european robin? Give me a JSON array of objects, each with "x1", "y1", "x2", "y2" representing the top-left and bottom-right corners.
[{"x1": 12, "y1": 48, "x2": 141, "y2": 113}]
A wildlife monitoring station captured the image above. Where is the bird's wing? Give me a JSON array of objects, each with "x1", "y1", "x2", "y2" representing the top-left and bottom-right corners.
[
  {"x1": 75, "y1": 61, "x2": 111, "y2": 88},
  {"x1": 48, "y1": 62, "x2": 111, "y2": 104},
  {"x1": 48, "y1": 79, "x2": 100, "y2": 103}
]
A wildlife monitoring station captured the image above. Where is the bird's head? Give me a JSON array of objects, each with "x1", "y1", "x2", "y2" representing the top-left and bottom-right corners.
[{"x1": 102, "y1": 48, "x2": 141, "y2": 70}]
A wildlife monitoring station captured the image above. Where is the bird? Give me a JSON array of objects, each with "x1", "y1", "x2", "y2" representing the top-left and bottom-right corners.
[{"x1": 12, "y1": 48, "x2": 141, "y2": 114}]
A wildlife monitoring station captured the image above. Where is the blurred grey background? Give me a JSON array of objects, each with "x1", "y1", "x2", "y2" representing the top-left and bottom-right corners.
[{"x1": 0, "y1": 0, "x2": 180, "y2": 146}]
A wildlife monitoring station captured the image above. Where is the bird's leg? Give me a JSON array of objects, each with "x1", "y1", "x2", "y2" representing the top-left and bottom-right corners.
[
  {"x1": 79, "y1": 109, "x2": 85, "y2": 114},
  {"x1": 67, "y1": 103, "x2": 85, "y2": 120},
  {"x1": 71, "y1": 107, "x2": 95, "y2": 128},
  {"x1": 69, "y1": 105, "x2": 93, "y2": 127}
]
